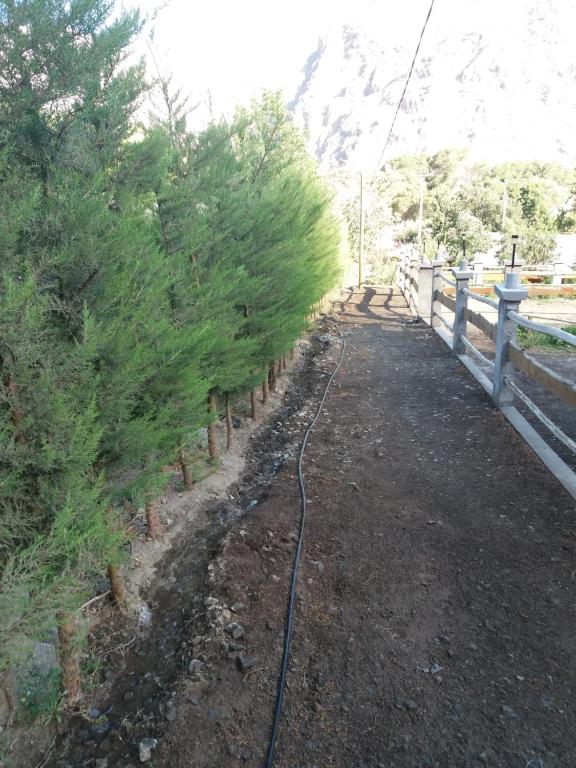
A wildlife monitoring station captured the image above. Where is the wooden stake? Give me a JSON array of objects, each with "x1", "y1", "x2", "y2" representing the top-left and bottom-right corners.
[
  {"x1": 58, "y1": 617, "x2": 81, "y2": 703},
  {"x1": 107, "y1": 563, "x2": 127, "y2": 614},
  {"x1": 145, "y1": 500, "x2": 162, "y2": 539},
  {"x1": 262, "y1": 376, "x2": 269, "y2": 404},
  {"x1": 250, "y1": 390, "x2": 257, "y2": 419},
  {"x1": 179, "y1": 450, "x2": 193, "y2": 490},
  {"x1": 207, "y1": 390, "x2": 218, "y2": 459},
  {"x1": 268, "y1": 363, "x2": 277, "y2": 392},
  {"x1": 225, "y1": 393, "x2": 233, "y2": 451}
]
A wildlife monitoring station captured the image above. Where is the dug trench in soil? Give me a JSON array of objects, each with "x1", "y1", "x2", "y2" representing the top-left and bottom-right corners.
[
  {"x1": 26, "y1": 325, "x2": 336, "y2": 768},
  {"x1": 149, "y1": 287, "x2": 575, "y2": 768}
]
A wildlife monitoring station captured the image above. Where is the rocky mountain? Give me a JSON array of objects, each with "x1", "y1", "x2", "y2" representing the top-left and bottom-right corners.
[{"x1": 289, "y1": 0, "x2": 576, "y2": 170}]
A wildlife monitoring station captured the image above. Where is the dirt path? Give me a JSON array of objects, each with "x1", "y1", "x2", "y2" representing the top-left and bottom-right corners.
[{"x1": 47, "y1": 288, "x2": 576, "y2": 768}]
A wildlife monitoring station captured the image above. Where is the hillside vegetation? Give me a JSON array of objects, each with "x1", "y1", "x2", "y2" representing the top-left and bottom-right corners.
[
  {"x1": 333, "y1": 149, "x2": 576, "y2": 273},
  {"x1": 0, "y1": 0, "x2": 340, "y2": 697}
]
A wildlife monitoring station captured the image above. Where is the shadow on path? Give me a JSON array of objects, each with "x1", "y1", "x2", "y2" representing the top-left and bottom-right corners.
[{"x1": 340, "y1": 286, "x2": 414, "y2": 325}]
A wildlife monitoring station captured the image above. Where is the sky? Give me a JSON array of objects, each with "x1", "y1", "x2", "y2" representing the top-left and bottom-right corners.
[{"x1": 125, "y1": 0, "x2": 435, "y2": 123}]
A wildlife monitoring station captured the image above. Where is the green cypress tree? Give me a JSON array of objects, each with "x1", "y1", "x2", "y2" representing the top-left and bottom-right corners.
[
  {"x1": 0, "y1": 0, "x2": 160, "y2": 676},
  {"x1": 142, "y1": 113, "x2": 261, "y2": 456},
  {"x1": 0, "y1": 152, "x2": 123, "y2": 668},
  {"x1": 0, "y1": 3, "x2": 343, "y2": 692},
  {"x1": 227, "y1": 93, "x2": 341, "y2": 377}
]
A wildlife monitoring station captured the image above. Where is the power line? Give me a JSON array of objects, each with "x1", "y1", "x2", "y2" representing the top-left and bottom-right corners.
[{"x1": 372, "y1": 0, "x2": 436, "y2": 178}]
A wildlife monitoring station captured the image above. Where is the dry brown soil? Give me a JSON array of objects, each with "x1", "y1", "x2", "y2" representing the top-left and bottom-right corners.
[{"x1": 45, "y1": 288, "x2": 576, "y2": 768}]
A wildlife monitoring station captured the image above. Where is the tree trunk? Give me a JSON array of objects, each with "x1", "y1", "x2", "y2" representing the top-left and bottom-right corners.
[
  {"x1": 179, "y1": 450, "x2": 193, "y2": 490},
  {"x1": 58, "y1": 617, "x2": 81, "y2": 703},
  {"x1": 262, "y1": 376, "x2": 268, "y2": 404},
  {"x1": 268, "y1": 363, "x2": 277, "y2": 392},
  {"x1": 145, "y1": 500, "x2": 162, "y2": 539},
  {"x1": 107, "y1": 563, "x2": 127, "y2": 614},
  {"x1": 207, "y1": 390, "x2": 218, "y2": 459},
  {"x1": 290, "y1": 348, "x2": 295, "y2": 360},
  {"x1": 250, "y1": 389, "x2": 257, "y2": 419},
  {"x1": 282, "y1": 355, "x2": 287, "y2": 372},
  {"x1": 225, "y1": 392, "x2": 233, "y2": 452},
  {"x1": 276, "y1": 359, "x2": 282, "y2": 377}
]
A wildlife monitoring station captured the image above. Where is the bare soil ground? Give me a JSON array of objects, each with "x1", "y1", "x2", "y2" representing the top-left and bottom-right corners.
[{"x1": 38, "y1": 288, "x2": 576, "y2": 768}]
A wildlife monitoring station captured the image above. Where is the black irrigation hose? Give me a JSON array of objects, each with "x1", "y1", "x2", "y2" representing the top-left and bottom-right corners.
[{"x1": 265, "y1": 320, "x2": 346, "y2": 768}]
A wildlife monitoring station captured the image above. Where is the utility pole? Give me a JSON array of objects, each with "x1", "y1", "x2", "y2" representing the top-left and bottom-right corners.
[
  {"x1": 417, "y1": 173, "x2": 425, "y2": 251},
  {"x1": 358, "y1": 171, "x2": 364, "y2": 288}
]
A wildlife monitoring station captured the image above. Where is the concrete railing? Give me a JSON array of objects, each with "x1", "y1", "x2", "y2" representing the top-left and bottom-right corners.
[
  {"x1": 396, "y1": 251, "x2": 435, "y2": 323},
  {"x1": 396, "y1": 256, "x2": 576, "y2": 499}
]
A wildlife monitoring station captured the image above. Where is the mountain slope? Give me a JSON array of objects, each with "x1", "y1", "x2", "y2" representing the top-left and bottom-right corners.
[{"x1": 289, "y1": 0, "x2": 576, "y2": 169}]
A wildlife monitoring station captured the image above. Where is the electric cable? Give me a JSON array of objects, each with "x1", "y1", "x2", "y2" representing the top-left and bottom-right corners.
[
  {"x1": 372, "y1": 0, "x2": 436, "y2": 179},
  {"x1": 264, "y1": 320, "x2": 346, "y2": 768}
]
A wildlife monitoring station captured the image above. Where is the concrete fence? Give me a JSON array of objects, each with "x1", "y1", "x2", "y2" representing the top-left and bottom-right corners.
[
  {"x1": 396, "y1": 254, "x2": 576, "y2": 499},
  {"x1": 397, "y1": 251, "x2": 576, "y2": 294},
  {"x1": 471, "y1": 261, "x2": 574, "y2": 286}
]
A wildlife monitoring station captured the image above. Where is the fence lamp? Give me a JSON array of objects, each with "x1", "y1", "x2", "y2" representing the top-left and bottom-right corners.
[{"x1": 511, "y1": 234, "x2": 519, "y2": 268}]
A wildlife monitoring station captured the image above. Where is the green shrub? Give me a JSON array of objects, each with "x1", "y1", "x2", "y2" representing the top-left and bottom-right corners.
[{"x1": 516, "y1": 324, "x2": 576, "y2": 349}]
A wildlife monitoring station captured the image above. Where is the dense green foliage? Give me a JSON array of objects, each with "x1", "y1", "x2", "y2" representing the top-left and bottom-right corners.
[
  {"x1": 334, "y1": 148, "x2": 576, "y2": 271},
  {"x1": 0, "y1": 0, "x2": 340, "y2": 676}
]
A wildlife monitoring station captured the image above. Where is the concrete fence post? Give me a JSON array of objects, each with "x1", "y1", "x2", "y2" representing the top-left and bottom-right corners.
[
  {"x1": 492, "y1": 272, "x2": 528, "y2": 406},
  {"x1": 431, "y1": 269, "x2": 440, "y2": 331},
  {"x1": 409, "y1": 256, "x2": 418, "y2": 311},
  {"x1": 429, "y1": 260, "x2": 444, "y2": 330},
  {"x1": 405, "y1": 253, "x2": 410, "y2": 297},
  {"x1": 451, "y1": 260, "x2": 474, "y2": 354},
  {"x1": 552, "y1": 261, "x2": 565, "y2": 287},
  {"x1": 473, "y1": 261, "x2": 484, "y2": 285},
  {"x1": 417, "y1": 263, "x2": 435, "y2": 325}
]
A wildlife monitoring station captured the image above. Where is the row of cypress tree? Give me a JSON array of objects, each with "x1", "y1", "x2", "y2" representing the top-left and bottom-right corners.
[{"x1": 0, "y1": 0, "x2": 341, "y2": 687}]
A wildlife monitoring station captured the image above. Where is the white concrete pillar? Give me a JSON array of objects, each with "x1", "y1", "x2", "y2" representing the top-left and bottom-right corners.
[
  {"x1": 493, "y1": 272, "x2": 528, "y2": 406},
  {"x1": 552, "y1": 261, "x2": 565, "y2": 287},
  {"x1": 473, "y1": 261, "x2": 484, "y2": 286},
  {"x1": 451, "y1": 260, "x2": 474, "y2": 355},
  {"x1": 417, "y1": 263, "x2": 434, "y2": 325}
]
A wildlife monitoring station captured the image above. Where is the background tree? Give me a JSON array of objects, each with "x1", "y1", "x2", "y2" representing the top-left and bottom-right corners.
[{"x1": 336, "y1": 148, "x2": 576, "y2": 274}]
